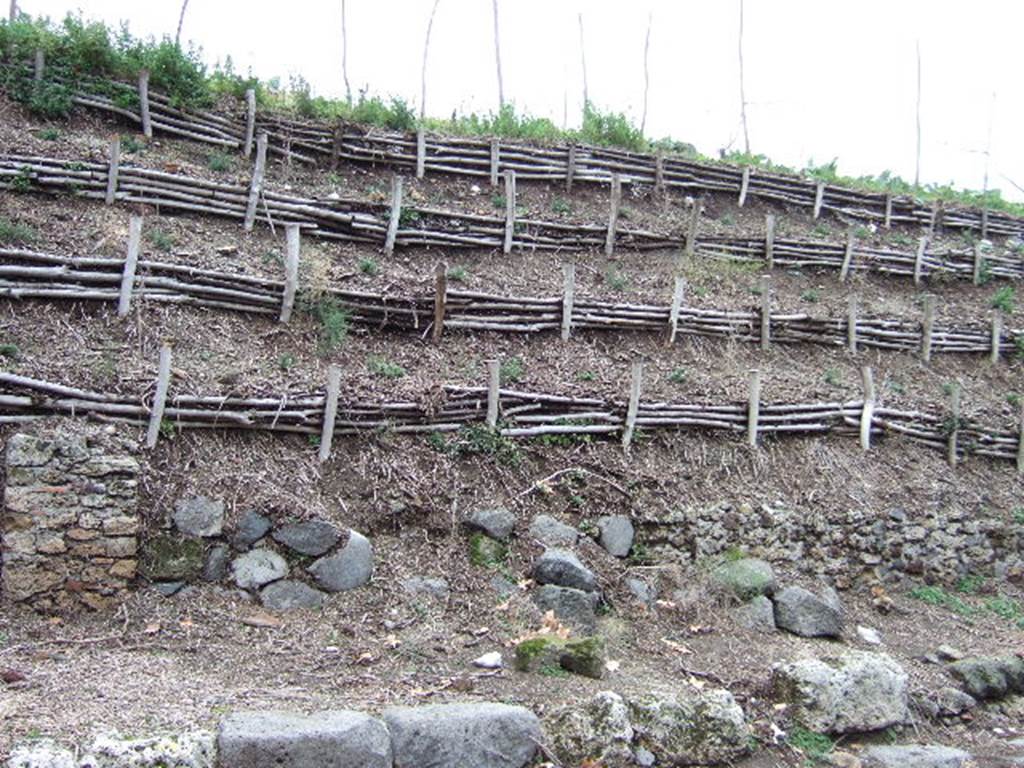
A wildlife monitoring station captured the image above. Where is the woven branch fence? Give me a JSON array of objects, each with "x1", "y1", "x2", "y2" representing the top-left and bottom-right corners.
[
  {"x1": 1, "y1": 245, "x2": 1020, "y2": 363},
  {"x1": 6, "y1": 61, "x2": 1023, "y2": 239},
  {"x1": 1, "y1": 362, "x2": 1021, "y2": 473},
  {"x1": 2, "y1": 154, "x2": 1023, "y2": 287}
]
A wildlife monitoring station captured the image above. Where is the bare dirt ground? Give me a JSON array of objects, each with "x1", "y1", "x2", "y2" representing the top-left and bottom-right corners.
[{"x1": 1, "y1": 96, "x2": 1024, "y2": 766}]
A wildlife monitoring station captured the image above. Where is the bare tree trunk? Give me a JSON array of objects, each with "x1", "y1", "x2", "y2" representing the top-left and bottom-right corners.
[
  {"x1": 578, "y1": 12, "x2": 589, "y2": 111},
  {"x1": 9, "y1": 0, "x2": 17, "y2": 23},
  {"x1": 420, "y1": 0, "x2": 441, "y2": 121},
  {"x1": 914, "y1": 39, "x2": 922, "y2": 188},
  {"x1": 982, "y1": 91, "x2": 995, "y2": 196},
  {"x1": 491, "y1": 0, "x2": 505, "y2": 111},
  {"x1": 640, "y1": 12, "x2": 652, "y2": 135},
  {"x1": 737, "y1": 0, "x2": 750, "y2": 154},
  {"x1": 341, "y1": 0, "x2": 352, "y2": 104},
  {"x1": 175, "y1": 0, "x2": 190, "y2": 47}
]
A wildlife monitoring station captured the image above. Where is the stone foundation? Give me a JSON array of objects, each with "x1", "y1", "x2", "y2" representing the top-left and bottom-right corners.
[{"x1": 1, "y1": 430, "x2": 140, "y2": 610}]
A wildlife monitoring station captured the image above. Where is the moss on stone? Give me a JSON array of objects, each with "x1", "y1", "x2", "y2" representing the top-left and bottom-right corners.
[
  {"x1": 514, "y1": 636, "x2": 561, "y2": 672},
  {"x1": 139, "y1": 534, "x2": 204, "y2": 581},
  {"x1": 560, "y1": 637, "x2": 605, "y2": 679},
  {"x1": 468, "y1": 533, "x2": 507, "y2": 568}
]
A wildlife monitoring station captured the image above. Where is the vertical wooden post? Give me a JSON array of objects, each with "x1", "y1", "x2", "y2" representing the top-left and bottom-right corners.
[
  {"x1": 668, "y1": 276, "x2": 685, "y2": 345},
  {"x1": 764, "y1": 214, "x2": 776, "y2": 270},
  {"x1": 8, "y1": 0, "x2": 16, "y2": 23},
  {"x1": 947, "y1": 382, "x2": 960, "y2": 467},
  {"x1": 384, "y1": 175, "x2": 403, "y2": 256},
  {"x1": 416, "y1": 127, "x2": 426, "y2": 179},
  {"x1": 654, "y1": 150, "x2": 665, "y2": 194},
  {"x1": 33, "y1": 48, "x2": 44, "y2": 81},
  {"x1": 928, "y1": 200, "x2": 941, "y2": 236},
  {"x1": 138, "y1": 70, "x2": 152, "y2": 139},
  {"x1": 839, "y1": 229, "x2": 856, "y2": 282},
  {"x1": 621, "y1": 361, "x2": 643, "y2": 450},
  {"x1": 244, "y1": 132, "x2": 268, "y2": 232},
  {"x1": 981, "y1": 207, "x2": 990, "y2": 240},
  {"x1": 883, "y1": 193, "x2": 893, "y2": 229},
  {"x1": 279, "y1": 224, "x2": 301, "y2": 323},
  {"x1": 972, "y1": 243, "x2": 984, "y2": 286},
  {"x1": 319, "y1": 366, "x2": 342, "y2": 463},
  {"x1": 747, "y1": 369, "x2": 761, "y2": 448},
  {"x1": 561, "y1": 263, "x2": 575, "y2": 342},
  {"x1": 913, "y1": 236, "x2": 928, "y2": 285},
  {"x1": 566, "y1": 143, "x2": 577, "y2": 193},
  {"x1": 486, "y1": 359, "x2": 500, "y2": 428},
  {"x1": 813, "y1": 181, "x2": 825, "y2": 219},
  {"x1": 1017, "y1": 402, "x2": 1024, "y2": 475},
  {"x1": 104, "y1": 136, "x2": 121, "y2": 205},
  {"x1": 860, "y1": 366, "x2": 875, "y2": 451},
  {"x1": 847, "y1": 295, "x2": 858, "y2": 353},
  {"x1": 990, "y1": 313, "x2": 1002, "y2": 364},
  {"x1": 144, "y1": 345, "x2": 173, "y2": 449},
  {"x1": 738, "y1": 166, "x2": 751, "y2": 207},
  {"x1": 433, "y1": 261, "x2": 447, "y2": 342},
  {"x1": 604, "y1": 173, "x2": 621, "y2": 257},
  {"x1": 921, "y1": 294, "x2": 936, "y2": 362},
  {"x1": 759, "y1": 275, "x2": 771, "y2": 351},
  {"x1": 489, "y1": 138, "x2": 500, "y2": 188},
  {"x1": 503, "y1": 169, "x2": 516, "y2": 255},
  {"x1": 684, "y1": 200, "x2": 701, "y2": 263},
  {"x1": 117, "y1": 215, "x2": 142, "y2": 317},
  {"x1": 330, "y1": 123, "x2": 343, "y2": 171},
  {"x1": 243, "y1": 88, "x2": 256, "y2": 158}
]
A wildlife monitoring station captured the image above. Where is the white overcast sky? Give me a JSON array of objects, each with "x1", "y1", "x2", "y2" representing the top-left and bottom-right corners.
[{"x1": 20, "y1": 0, "x2": 1024, "y2": 201}]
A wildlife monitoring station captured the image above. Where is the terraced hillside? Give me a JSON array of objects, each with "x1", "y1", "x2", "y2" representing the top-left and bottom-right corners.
[{"x1": 1, "y1": 50, "x2": 1024, "y2": 768}]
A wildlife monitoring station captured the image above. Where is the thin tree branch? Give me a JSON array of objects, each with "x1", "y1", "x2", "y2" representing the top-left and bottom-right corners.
[
  {"x1": 420, "y1": 0, "x2": 441, "y2": 121},
  {"x1": 578, "y1": 12, "x2": 589, "y2": 112},
  {"x1": 491, "y1": 0, "x2": 505, "y2": 111},
  {"x1": 915, "y1": 39, "x2": 922, "y2": 187},
  {"x1": 341, "y1": 0, "x2": 352, "y2": 104},
  {"x1": 640, "y1": 12, "x2": 652, "y2": 135},
  {"x1": 738, "y1": 0, "x2": 750, "y2": 154},
  {"x1": 174, "y1": 0, "x2": 190, "y2": 48}
]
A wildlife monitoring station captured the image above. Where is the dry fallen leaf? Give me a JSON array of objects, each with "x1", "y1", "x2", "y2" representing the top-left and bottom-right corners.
[
  {"x1": 354, "y1": 651, "x2": 377, "y2": 666},
  {"x1": 383, "y1": 634, "x2": 401, "y2": 649},
  {"x1": 660, "y1": 637, "x2": 693, "y2": 655},
  {"x1": 143, "y1": 621, "x2": 161, "y2": 635},
  {"x1": 241, "y1": 611, "x2": 284, "y2": 629},
  {"x1": 605, "y1": 659, "x2": 621, "y2": 673}
]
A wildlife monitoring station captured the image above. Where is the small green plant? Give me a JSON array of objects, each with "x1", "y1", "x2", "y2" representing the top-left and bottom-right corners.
[
  {"x1": 578, "y1": 370, "x2": 596, "y2": 382},
  {"x1": 11, "y1": 166, "x2": 33, "y2": 193},
  {"x1": 499, "y1": 357, "x2": 524, "y2": 384},
  {"x1": 36, "y1": 127, "x2": 60, "y2": 141},
  {"x1": 891, "y1": 233, "x2": 912, "y2": 247},
  {"x1": 447, "y1": 265, "x2": 468, "y2": 282},
  {"x1": 358, "y1": 257, "x2": 379, "y2": 276},
  {"x1": 667, "y1": 368, "x2": 687, "y2": 385},
  {"x1": 0, "y1": 343, "x2": 21, "y2": 360},
  {"x1": 158, "y1": 419, "x2": 176, "y2": 439},
  {"x1": 824, "y1": 368, "x2": 842, "y2": 387},
  {"x1": 888, "y1": 380, "x2": 905, "y2": 395},
  {"x1": 120, "y1": 134, "x2": 145, "y2": 154},
  {"x1": 977, "y1": 259, "x2": 992, "y2": 286},
  {"x1": 719, "y1": 213, "x2": 735, "y2": 227},
  {"x1": 1008, "y1": 393, "x2": 1021, "y2": 408},
  {"x1": 853, "y1": 225, "x2": 872, "y2": 239},
  {"x1": 605, "y1": 266, "x2": 629, "y2": 292},
  {"x1": 278, "y1": 353, "x2": 296, "y2": 371},
  {"x1": 628, "y1": 541, "x2": 654, "y2": 566},
  {"x1": 146, "y1": 228, "x2": 174, "y2": 252},
  {"x1": 787, "y1": 725, "x2": 835, "y2": 763},
  {"x1": 491, "y1": 193, "x2": 506, "y2": 210},
  {"x1": 955, "y1": 574, "x2": 985, "y2": 594},
  {"x1": 309, "y1": 296, "x2": 350, "y2": 352},
  {"x1": 448, "y1": 424, "x2": 520, "y2": 466},
  {"x1": 909, "y1": 585, "x2": 976, "y2": 617},
  {"x1": 800, "y1": 289, "x2": 820, "y2": 303},
  {"x1": 984, "y1": 596, "x2": 1024, "y2": 628},
  {"x1": 307, "y1": 433, "x2": 321, "y2": 447},
  {"x1": 538, "y1": 664, "x2": 570, "y2": 678},
  {"x1": 0, "y1": 218, "x2": 36, "y2": 244},
  {"x1": 207, "y1": 152, "x2": 233, "y2": 172},
  {"x1": 551, "y1": 197, "x2": 571, "y2": 214},
  {"x1": 991, "y1": 286, "x2": 1015, "y2": 313},
  {"x1": 398, "y1": 208, "x2": 420, "y2": 227},
  {"x1": 812, "y1": 223, "x2": 830, "y2": 237},
  {"x1": 368, "y1": 356, "x2": 405, "y2": 378},
  {"x1": 1013, "y1": 507, "x2": 1024, "y2": 525},
  {"x1": 468, "y1": 532, "x2": 508, "y2": 568}
]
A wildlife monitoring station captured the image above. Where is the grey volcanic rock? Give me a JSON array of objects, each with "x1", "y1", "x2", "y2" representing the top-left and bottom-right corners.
[
  {"x1": 231, "y1": 549, "x2": 288, "y2": 590},
  {"x1": 308, "y1": 530, "x2": 373, "y2": 592},
  {"x1": 272, "y1": 520, "x2": 341, "y2": 557},
  {"x1": 231, "y1": 511, "x2": 272, "y2": 551},
  {"x1": 711, "y1": 558, "x2": 776, "y2": 600},
  {"x1": 401, "y1": 576, "x2": 450, "y2": 602},
  {"x1": 533, "y1": 549, "x2": 596, "y2": 592},
  {"x1": 861, "y1": 744, "x2": 972, "y2": 768},
  {"x1": 218, "y1": 710, "x2": 391, "y2": 768},
  {"x1": 773, "y1": 585, "x2": 843, "y2": 638},
  {"x1": 948, "y1": 656, "x2": 1024, "y2": 700},
  {"x1": 260, "y1": 580, "x2": 325, "y2": 611},
  {"x1": 202, "y1": 545, "x2": 230, "y2": 582},
  {"x1": 384, "y1": 702, "x2": 541, "y2": 768},
  {"x1": 528, "y1": 515, "x2": 578, "y2": 547},
  {"x1": 465, "y1": 508, "x2": 516, "y2": 541},
  {"x1": 533, "y1": 585, "x2": 599, "y2": 634},
  {"x1": 735, "y1": 595, "x2": 776, "y2": 632},
  {"x1": 173, "y1": 496, "x2": 224, "y2": 538},
  {"x1": 597, "y1": 516, "x2": 634, "y2": 557}
]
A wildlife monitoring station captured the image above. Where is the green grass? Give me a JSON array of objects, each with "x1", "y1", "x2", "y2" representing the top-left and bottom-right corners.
[
  {"x1": 146, "y1": 228, "x2": 174, "y2": 252},
  {"x1": 444, "y1": 424, "x2": 520, "y2": 466},
  {"x1": 499, "y1": 357, "x2": 524, "y2": 385},
  {"x1": 550, "y1": 197, "x2": 571, "y2": 215},
  {"x1": 605, "y1": 266, "x2": 629, "y2": 292},
  {"x1": 667, "y1": 368, "x2": 687, "y2": 385},
  {"x1": 0, "y1": 218, "x2": 36, "y2": 244},
  {"x1": 120, "y1": 134, "x2": 144, "y2": 154},
  {"x1": 277, "y1": 353, "x2": 296, "y2": 371},
  {"x1": 35, "y1": 127, "x2": 60, "y2": 140},
  {"x1": 991, "y1": 286, "x2": 1015, "y2": 313},
  {"x1": 787, "y1": 725, "x2": 834, "y2": 763},
  {"x1": 368, "y1": 355, "x2": 405, "y2": 378},
  {"x1": 207, "y1": 152, "x2": 233, "y2": 172},
  {"x1": 307, "y1": 295, "x2": 349, "y2": 352},
  {"x1": 357, "y1": 258, "x2": 379, "y2": 276},
  {"x1": 800, "y1": 289, "x2": 819, "y2": 303},
  {"x1": 491, "y1": 193, "x2": 506, "y2": 210},
  {"x1": 910, "y1": 586, "x2": 976, "y2": 617},
  {"x1": 446, "y1": 265, "x2": 468, "y2": 282},
  {"x1": 0, "y1": 343, "x2": 20, "y2": 360},
  {"x1": 824, "y1": 368, "x2": 842, "y2": 387},
  {"x1": 1014, "y1": 507, "x2": 1024, "y2": 525},
  {"x1": 577, "y1": 370, "x2": 596, "y2": 382}
]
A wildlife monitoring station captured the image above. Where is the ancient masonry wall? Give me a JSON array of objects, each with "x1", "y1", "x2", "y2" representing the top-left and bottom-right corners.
[{"x1": 1, "y1": 431, "x2": 140, "y2": 610}]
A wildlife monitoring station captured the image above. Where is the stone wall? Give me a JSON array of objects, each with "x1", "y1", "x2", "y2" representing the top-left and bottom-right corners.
[
  {"x1": 1, "y1": 430, "x2": 140, "y2": 610},
  {"x1": 638, "y1": 501, "x2": 1024, "y2": 586}
]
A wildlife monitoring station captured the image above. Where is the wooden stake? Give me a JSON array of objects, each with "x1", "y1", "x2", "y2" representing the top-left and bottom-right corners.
[
  {"x1": 1017, "y1": 402, "x2": 1024, "y2": 475},
  {"x1": 117, "y1": 216, "x2": 142, "y2": 317},
  {"x1": 244, "y1": 132, "x2": 268, "y2": 232},
  {"x1": 330, "y1": 123, "x2": 342, "y2": 171},
  {"x1": 433, "y1": 261, "x2": 447, "y2": 342},
  {"x1": 279, "y1": 224, "x2": 300, "y2": 323},
  {"x1": 144, "y1": 345, "x2": 172, "y2": 449},
  {"x1": 928, "y1": 200, "x2": 940, "y2": 236},
  {"x1": 384, "y1": 175, "x2": 403, "y2": 256},
  {"x1": 764, "y1": 214, "x2": 776, "y2": 270},
  {"x1": 684, "y1": 199, "x2": 701, "y2": 262},
  {"x1": 990, "y1": 313, "x2": 1002, "y2": 364},
  {"x1": 759, "y1": 275, "x2": 771, "y2": 351},
  {"x1": 416, "y1": 127, "x2": 426, "y2": 179},
  {"x1": 33, "y1": 48, "x2": 44, "y2": 81},
  {"x1": 654, "y1": 150, "x2": 665, "y2": 194},
  {"x1": 486, "y1": 359, "x2": 500, "y2": 427},
  {"x1": 318, "y1": 366, "x2": 341, "y2": 463},
  {"x1": 921, "y1": 294, "x2": 936, "y2": 362},
  {"x1": 972, "y1": 243, "x2": 983, "y2": 286},
  {"x1": 847, "y1": 295, "x2": 858, "y2": 353},
  {"x1": 566, "y1": 144, "x2": 577, "y2": 193},
  {"x1": 981, "y1": 207, "x2": 990, "y2": 239},
  {"x1": 605, "y1": 173, "x2": 621, "y2": 257},
  {"x1": 503, "y1": 169, "x2": 516, "y2": 254},
  {"x1": 883, "y1": 193, "x2": 892, "y2": 229},
  {"x1": 561, "y1": 263, "x2": 575, "y2": 342},
  {"x1": 738, "y1": 166, "x2": 750, "y2": 207},
  {"x1": 747, "y1": 369, "x2": 761, "y2": 448},
  {"x1": 104, "y1": 136, "x2": 121, "y2": 206},
  {"x1": 947, "y1": 382, "x2": 960, "y2": 467},
  {"x1": 138, "y1": 70, "x2": 152, "y2": 139},
  {"x1": 860, "y1": 366, "x2": 875, "y2": 451},
  {"x1": 913, "y1": 236, "x2": 928, "y2": 285},
  {"x1": 668, "y1": 276, "x2": 685, "y2": 345},
  {"x1": 243, "y1": 88, "x2": 256, "y2": 158},
  {"x1": 813, "y1": 181, "x2": 825, "y2": 219},
  {"x1": 489, "y1": 138, "x2": 500, "y2": 188},
  {"x1": 839, "y1": 229, "x2": 856, "y2": 282},
  {"x1": 621, "y1": 361, "x2": 643, "y2": 450}
]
